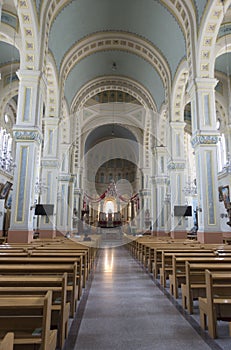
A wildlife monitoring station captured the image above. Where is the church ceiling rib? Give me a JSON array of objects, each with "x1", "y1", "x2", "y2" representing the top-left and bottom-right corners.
[
  {"x1": 197, "y1": 0, "x2": 231, "y2": 78},
  {"x1": 59, "y1": 31, "x2": 171, "y2": 93},
  {"x1": 71, "y1": 76, "x2": 156, "y2": 113}
]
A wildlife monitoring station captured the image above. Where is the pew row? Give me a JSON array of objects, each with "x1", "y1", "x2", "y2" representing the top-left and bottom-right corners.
[
  {"x1": 199, "y1": 270, "x2": 231, "y2": 338},
  {"x1": 0, "y1": 291, "x2": 57, "y2": 350},
  {"x1": 0, "y1": 263, "x2": 78, "y2": 318},
  {"x1": 169, "y1": 256, "x2": 231, "y2": 298},
  {"x1": 0, "y1": 273, "x2": 69, "y2": 348},
  {"x1": 0, "y1": 333, "x2": 14, "y2": 350}
]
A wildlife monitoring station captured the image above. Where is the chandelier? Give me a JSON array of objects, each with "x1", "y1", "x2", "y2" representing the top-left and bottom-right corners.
[
  {"x1": 182, "y1": 179, "x2": 197, "y2": 196},
  {"x1": 34, "y1": 179, "x2": 47, "y2": 195},
  {"x1": 0, "y1": 128, "x2": 15, "y2": 174}
]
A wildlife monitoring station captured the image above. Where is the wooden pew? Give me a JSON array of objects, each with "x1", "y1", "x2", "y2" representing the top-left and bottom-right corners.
[
  {"x1": 0, "y1": 273, "x2": 69, "y2": 349},
  {"x1": 159, "y1": 250, "x2": 216, "y2": 287},
  {"x1": 169, "y1": 256, "x2": 231, "y2": 298},
  {"x1": 151, "y1": 243, "x2": 231, "y2": 277},
  {"x1": 181, "y1": 262, "x2": 231, "y2": 314},
  {"x1": 0, "y1": 263, "x2": 78, "y2": 318},
  {"x1": 0, "y1": 256, "x2": 83, "y2": 300},
  {"x1": 0, "y1": 333, "x2": 14, "y2": 350},
  {"x1": 199, "y1": 270, "x2": 231, "y2": 338},
  {"x1": 149, "y1": 243, "x2": 212, "y2": 278},
  {"x1": 0, "y1": 291, "x2": 57, "y2": 350},
  {"x1": 30, "y1": 250, "x2": 89, "y2": 288}
]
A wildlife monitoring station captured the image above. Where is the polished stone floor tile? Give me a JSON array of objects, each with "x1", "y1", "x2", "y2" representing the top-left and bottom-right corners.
[{"x1": 64, "y1": 247, "x2": 222, "y2": 350}]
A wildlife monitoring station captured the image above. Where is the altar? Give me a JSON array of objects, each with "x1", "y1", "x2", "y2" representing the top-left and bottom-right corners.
[{"x1": 98, "y1": 211, "x2": 122, "y2": 228}]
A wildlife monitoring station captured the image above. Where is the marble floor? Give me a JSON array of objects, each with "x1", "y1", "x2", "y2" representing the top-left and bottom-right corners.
[{"x1": 63, "y1": 246, "x2": 227, "y2": 350}]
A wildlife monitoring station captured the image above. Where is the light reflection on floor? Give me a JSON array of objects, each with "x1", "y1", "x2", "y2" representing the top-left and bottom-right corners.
[{"x1": 104, "y1": 249, "x2": 114, "y2": 273}]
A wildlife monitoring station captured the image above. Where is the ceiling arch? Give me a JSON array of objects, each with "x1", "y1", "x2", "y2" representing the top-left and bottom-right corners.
[
  {"x1": 59, "y1": 31, "x2": 171, "y2": 95},
  {"x1": 49, "y1": 0, "x2": 186, "y2": 76},
  {"x1": 85, "y1": 123, "x2": 137, "y2": 153},
  {"x1": 64, "y1": 50, "x2": 165, "y2": 111},
  {"x1": 72, "y1": 76, "x2": 156, "y2": 112}
]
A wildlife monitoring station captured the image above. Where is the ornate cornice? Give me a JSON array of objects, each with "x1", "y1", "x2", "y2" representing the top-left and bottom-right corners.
[{"x1": 191, "y1": 135, "x2": 219, "y2": 148}]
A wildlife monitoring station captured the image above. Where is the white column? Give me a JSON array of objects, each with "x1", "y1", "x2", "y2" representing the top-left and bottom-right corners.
[
  {"x1": 39, "y1": 117, "x2": 59, "y2": 237},
  {"x1": 9, "y1": 70, "x2": 43, "y2": 243},
  {"x1": 189, "y1": 78, "x2": 221, "y2": 243},
  {"x1": 56, "y1": 175, "x2": 74, "y2": 235},
  {"x1": 168, "y1": 121, "x2": 187, "y2": 238},
  {"x1": 152, "y1": 146, "x2": 169, "y2": 235}
]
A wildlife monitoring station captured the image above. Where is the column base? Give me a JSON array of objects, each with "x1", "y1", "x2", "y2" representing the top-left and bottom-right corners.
[
  {"x1": 156, "y1": 231, "x2": 170, "y2": 237},
  {"x1": 7, "y1": 230, "x2": 33, "y2": 243},
  {"x1": 197, "y1": 231, "x2": 223, "y2": 244},
  {"x1": 56, "y1": 230, "x2": 66, "y2": 237},
  {"x1": 37, "y1": 230, "x2": 56, "y2": 239},
  {"x1": 170, "y1": 231, "x2": 187, "y2": 239},
  {"x1": 223, "y1": 232, "x2": 231, "y2": 244}
]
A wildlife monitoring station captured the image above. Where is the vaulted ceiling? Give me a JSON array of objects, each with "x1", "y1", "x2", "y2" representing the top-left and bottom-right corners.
[{"x1": 0, "y1": 0, "x2": 230, "y2": 114}]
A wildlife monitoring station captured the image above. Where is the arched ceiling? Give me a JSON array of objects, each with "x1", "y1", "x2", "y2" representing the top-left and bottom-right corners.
[
  {"x1": 48, "y1": 0, "x2": 186, "y2": 112},
  {"x1": 85, "y1": 124, "x2": 137, "y2": 154},
  {"x1": 215, "y1": 52, "x2": 231, "y2": 76},
  {"x1": 0, "y1": 0, "x2": 230, "y2": 119},
  {"x1": 0, "y1": 41, "x2": 19, "y2": 66},
  {"x1": 65, "y1": 51, "x2": 165, "y2": 110}
]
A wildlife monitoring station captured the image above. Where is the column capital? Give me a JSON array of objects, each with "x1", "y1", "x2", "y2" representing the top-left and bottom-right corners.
[
  {"x1": 167, "y1": 161, "x2": 185, "y2": 170},
  {"x1": 170, "y1": 121, "x2": 186, "y2": 129},
  {"x1": 152, "y1": 176, "x2": 169, "y2": 185},
  {"x1": 41, "y1": 159, "x2": 59, "y2": 168},
  {"x1": 187, "y1": 77, "x2": 218, "y2": 97},
  {"x1": 16, "y1": 69, "x2": 42, "y2": 82},
  {"x1": 194, "y1": 77, "x2": 218, "y2": 90},
  {"x1": 191, "y1": 134, "x2": 219, "y2": 148},
  {"x1": 13, "y1": 127, "x2": 43, "y2": 145},
  {"x1": 58, "y1": 174, "x2": 75, "y2": 183}
]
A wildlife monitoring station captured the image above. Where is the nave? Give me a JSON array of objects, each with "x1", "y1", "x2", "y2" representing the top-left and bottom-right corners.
[{"x1": 64, "y1": 246, "x2": 222, "y2": 350}]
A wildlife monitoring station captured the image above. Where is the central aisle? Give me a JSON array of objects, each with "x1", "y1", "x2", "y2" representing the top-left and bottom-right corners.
[{"x1": 65, "y1": 246, "x2": 216, "y2": 350}]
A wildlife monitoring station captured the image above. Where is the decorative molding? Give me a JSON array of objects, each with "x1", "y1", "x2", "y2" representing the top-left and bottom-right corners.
[
  {"x1": 153, "y1": 177, "x2": 169, "y2": 185},
  {"x1": 13, "y1": 130, "x2": 42, "y2": 144},
  {"x1": 139, "y1": 190, "x2": 151, "y2": 197},
  {"x1": 191, "y1": 135, "x2": 219, "y2": 147},
  {"x1": 167, "y1": 162, "x2": 185, "y2": 170},
  {"x1": 58, "y1": 174, "x2": 75, "y2": 182},
  {"x1": 41, "y1": 160, "x2": 59, "y2": 168},
  {"x1": 72, "y1": 76, "x2": 156, "y2": 112}
]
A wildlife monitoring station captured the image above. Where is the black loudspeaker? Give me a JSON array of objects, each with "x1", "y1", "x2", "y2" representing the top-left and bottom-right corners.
[
  {"x1": 174, "y1": 205, "x2": 192, "y2": 217},
  {"x1": 35, "y1": 204, "x2": 54, "y2": 216}
]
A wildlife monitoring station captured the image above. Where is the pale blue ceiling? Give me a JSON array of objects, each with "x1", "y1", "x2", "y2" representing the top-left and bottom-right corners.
[
  {"x1": 85, "y1": 124, "x2": 137, "y2": 153},
  {"x1": 0, "y1": 41, "x2": 20, "y2": 67},
  {"x1": 193, "y1": 0, "x2": 207, "y2": 24},
  {"x1": 49, "y1": 0, "x2": 186, "y2": 76},
  {"x1": 215, "y1": 52, "x2": 231, "y2": 76},
  {"x1": 64, "y1": 50, "x2": 165, "y2": 110}
]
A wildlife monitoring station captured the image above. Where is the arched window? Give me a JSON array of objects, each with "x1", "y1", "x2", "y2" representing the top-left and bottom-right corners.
[
  {"x1": 100, "y1": 173, "x2": 104, "y2": 183},
  {"x1": 109, "y1": 173, "x2": 113, "y2": 182}
]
